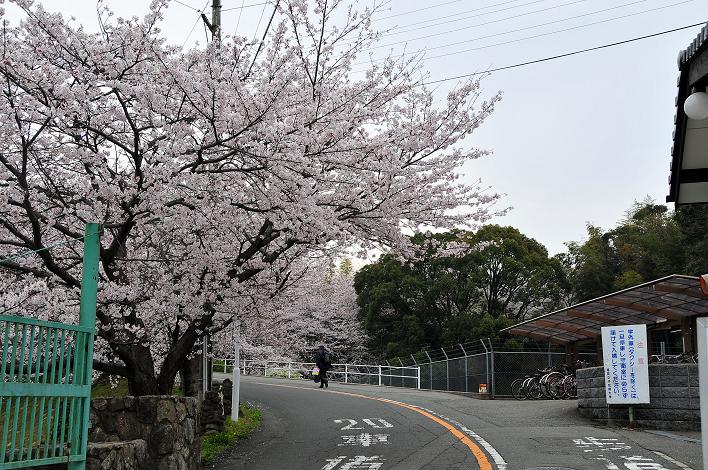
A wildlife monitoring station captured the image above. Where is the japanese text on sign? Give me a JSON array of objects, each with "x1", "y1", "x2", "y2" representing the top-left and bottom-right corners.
[{"x1": 601, "y1": 324, "x2": 649, "y2": 404}]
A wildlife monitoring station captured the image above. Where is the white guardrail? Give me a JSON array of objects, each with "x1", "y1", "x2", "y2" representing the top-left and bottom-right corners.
[{"x1": 212, "y1": 359, "x2": 421, "y2": 389}]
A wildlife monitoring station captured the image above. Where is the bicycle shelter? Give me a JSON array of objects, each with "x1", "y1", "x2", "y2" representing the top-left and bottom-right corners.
[{"x1": 503, "y1": 275, "x2": 708, "y2": 362}]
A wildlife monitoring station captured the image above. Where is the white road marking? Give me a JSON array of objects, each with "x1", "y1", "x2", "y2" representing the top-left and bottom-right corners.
[
  {"x1": 620, "y1": 455, "x2": 669, "y2": 469},
  {"x1": 652, "y1": 451, "x2": 694, "y2": 470},
  {"x1": 415, "y1": 405, "x2": 508, "y2": 470},
  {"x1": 335, "y1": 419, "x2": 364, "y2": 430},
  {"x1": 574, "y1": 437, "x2": 631, "y2": 450},
  {"x1": 339, "y1": 433, "x2": 390, "y2": 447},
  {"x1": 322, "y1": 455, "x2": 385, "y2": 470},
  {"x1": 362, "y1": 418, "x2": 394, "y2": 429}
]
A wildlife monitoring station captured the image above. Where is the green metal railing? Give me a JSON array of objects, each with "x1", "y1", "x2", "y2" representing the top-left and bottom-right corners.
[{"x1": 0, "y1": 223, "x2": 100, "y2": 470}]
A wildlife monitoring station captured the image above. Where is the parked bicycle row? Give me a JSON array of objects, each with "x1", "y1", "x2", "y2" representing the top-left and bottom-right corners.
[{"x1": 510, "y1": 364, "x2": 579, "y2": 400}]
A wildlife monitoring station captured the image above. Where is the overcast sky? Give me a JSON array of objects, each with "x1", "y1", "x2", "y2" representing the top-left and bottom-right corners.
[{"x1": 5, "y1": 0, "x2": 708, "y2": 254}]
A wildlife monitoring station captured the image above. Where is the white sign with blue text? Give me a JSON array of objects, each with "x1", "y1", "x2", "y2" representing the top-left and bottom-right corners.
[{"x1": 601, "y1": 324, "x2": 650, "y2": 404}]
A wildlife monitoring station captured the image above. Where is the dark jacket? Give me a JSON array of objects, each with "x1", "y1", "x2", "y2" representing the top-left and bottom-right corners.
[{"x1": 315, "y1": 350, "x2": 331, "y2": 371}]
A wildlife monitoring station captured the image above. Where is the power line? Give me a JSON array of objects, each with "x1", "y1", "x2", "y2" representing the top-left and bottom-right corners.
[
  {"x1": 421, "y1": 21, "x2": 707, "y2": 86},
  {"x1": 420, "y1": 0, "x2": 694, "y2": 62},
  {"x1": 356, "y1": 0, "x2": 661, "y2": 66},
  {"x1": 377, "y1": 0, "x2": 522, "y2": 21},
  {"x1": 253, "y1": 1, "x2": 268, "y2": 40},
  {"x1": 384, "y1": 0, "x2": 553, "y2": 37},
  {"x1": 181, "y1": 0, "x2": 211, "y2": 48},
  {"x1": 222, "y1": 1, "x2": 269, "y2": 12},
  {"x1": 372, "y1": 0, "x2": 591, "y2": 49},
  {"x1": 235, "y1": 0, "x2": 246, "y2": 34},
  {"x1": 173, "y1": 0, "x2": 201, "y2": 12}
]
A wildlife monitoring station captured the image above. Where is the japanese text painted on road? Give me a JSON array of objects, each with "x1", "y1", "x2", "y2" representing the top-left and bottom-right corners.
[{"x1": 601, "y1": 324, "x2": 650, "y2": 404}]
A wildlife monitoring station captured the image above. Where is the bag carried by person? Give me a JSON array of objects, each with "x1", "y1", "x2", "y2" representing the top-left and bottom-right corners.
[{"x1": 312, "y1": 366, "x2": 320, "y2": 382}]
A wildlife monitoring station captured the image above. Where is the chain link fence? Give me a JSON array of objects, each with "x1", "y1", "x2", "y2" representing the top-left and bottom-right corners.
[{"x1": 388, "y1": 338, "x2": 597, "y2": 398}]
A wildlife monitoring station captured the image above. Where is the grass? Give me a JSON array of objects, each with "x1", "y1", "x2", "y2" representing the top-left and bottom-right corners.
[
  {"x1": 91, "y1": 377, "x2": 183, "y2": 398},
  {"x1": 201, "y1": 404, "x2": 262, "y2": 466}
]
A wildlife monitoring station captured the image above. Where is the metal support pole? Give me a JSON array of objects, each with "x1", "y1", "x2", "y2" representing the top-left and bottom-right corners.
[
  {"x1": 288, "y1": 362, "x2": 292, "y2": 379},
  {"x1": 696, "y1": 317, "x2": 708, "y2": 468},
  {"x1": 398, "y1": 357, "x2": 404, "y2": 367},
  {"x1": 410, "y1": 354, "x2": 417, "y2": 365},
  {"x1": 68, "y1": 223, "x2": 101, "y2": 470},
  {"x1": 378, "y1": 365, "x2": 382, "y2": 386},
  {"x1": 488, "y1": 338, "x2": 495, "y2": 398},
  {"x1": 547, "y1": 341, "x2": 552, "y2": 368},
  {"x1": 480, "y1": 339, "x2": 489, "y2": 394},
  {"x1": 231, "y1": 322, "x2": 241, "y2": 422},
  {"x1": 345, "y1": 364, "x2": 349, "y2": 384},
  {"x1": 441, "y1": 347, "x2": 449, "y2": 391},
  {"x1": 425, "y1": 351, "x2": 432, "y2": 390},
  {"x1": 417, "y1": 366, "x2": 421, "y2": 390},
  {"x1": 202, "y1": 337, "x2": 209, "y2": 396},
  {"x1": 460, "y1": 344, "x2": 468, "y2": 393},
  {"x1": 264, "y1": 361, "x2": 268, "y2": 377}
]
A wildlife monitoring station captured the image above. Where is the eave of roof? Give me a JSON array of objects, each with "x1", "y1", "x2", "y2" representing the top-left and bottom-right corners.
[{"x1": 502, "y1": 275, "x2": 708, "y2": 344}]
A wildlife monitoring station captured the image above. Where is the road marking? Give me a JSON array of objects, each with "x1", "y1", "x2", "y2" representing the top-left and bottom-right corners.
[
  {"x1": 652, "y1": 451, "x2": 694, "y2": 470},
  {"x1": 414, "y1": 405, "x2": 507, "y2": 470},
  {"x1": 339, "y1": 433, "x2": 390, "y2": 447},
  {"x1": 322, "y1": 455, "x2": 385, "y2": 469},
  {"x1": 362, "y1": 418, "x2": 393, "y2": 428},
  {"x1": 253, "y1": 381, "x2": 496, "y2": 470},
  {"x1": 335, "y1": 419, "x2": 364, "y2": 430}
]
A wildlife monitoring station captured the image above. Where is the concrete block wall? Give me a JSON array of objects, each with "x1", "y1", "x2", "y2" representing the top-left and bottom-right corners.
[{"x1": 576, "y1": 364, "x2": 700, "y2": 431}]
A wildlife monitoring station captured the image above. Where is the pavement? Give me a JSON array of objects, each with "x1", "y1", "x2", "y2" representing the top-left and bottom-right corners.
[{"x1": 209, "y1": 375, "x2": 703, "y2": 470}]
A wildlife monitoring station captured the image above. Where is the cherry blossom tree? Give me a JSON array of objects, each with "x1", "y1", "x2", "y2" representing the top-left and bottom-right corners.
[
  {"x1": 214, "y1": 259, "x2": 369, "y2": 364},
  {"x1": 0, "y1": 0, "x2": 501, "y2": 395}
]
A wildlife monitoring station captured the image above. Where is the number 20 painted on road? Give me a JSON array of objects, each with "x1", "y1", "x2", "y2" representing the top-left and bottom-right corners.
[{"x1": 334, "y1": 418, "x2": 394, "y2": 430}]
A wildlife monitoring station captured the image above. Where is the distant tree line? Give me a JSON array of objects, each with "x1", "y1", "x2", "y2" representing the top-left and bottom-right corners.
[{"x1": 354, "y1": 200, "x2": 708, "y2": 358}]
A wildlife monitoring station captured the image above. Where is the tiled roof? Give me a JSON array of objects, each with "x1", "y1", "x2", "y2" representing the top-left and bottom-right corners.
[{"x1": 678, "y1": 22, "x2": 708, "y2": 68}]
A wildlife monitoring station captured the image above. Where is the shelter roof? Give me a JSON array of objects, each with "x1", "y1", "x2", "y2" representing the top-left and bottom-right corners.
[{"x1": 503, "y1": 275, "x2": 708, "y2": 344}]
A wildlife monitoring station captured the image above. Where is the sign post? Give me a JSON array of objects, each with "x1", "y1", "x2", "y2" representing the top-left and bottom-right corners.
[
  {"x1": 601, "y1": 325, "x2": 650, "y2": 408},
  {"x1": 696, "y1": 317, "x2": 708, "y2": 468}
]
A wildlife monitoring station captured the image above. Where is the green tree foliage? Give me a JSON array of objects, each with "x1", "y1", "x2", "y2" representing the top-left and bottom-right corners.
[
  {"x1": 562, "y1": 199, "x2": 703, "y2": 303},
  {"x1": 675, "y1": 203, "x2": 708, "y2": 276},
  {"x1": 353, "y1": 226, "x2": 567, "y2": 357}
]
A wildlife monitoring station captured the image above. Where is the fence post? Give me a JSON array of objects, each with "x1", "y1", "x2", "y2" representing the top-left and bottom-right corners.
[
  {"x1": 345, "y1": 364, "x2": 349, "y2": 383},
  {"x1": 224, "y1": 359, "x2": 227, "y2": 373},
  {"x1": 67, "y1": 223, "x2": 101, "y2": 470},
  {"x1": 410, "y1": 354, "x2": 417, "y2": 365},
  {"x1": 288, "y1": 362, "x2": 292, "y2": 379},
  {"x1": 480, "y1": 339, "x2": 489, "y2": 395},
  {"x1": 264, "y1": 362, "x2": 268, "y2": 377},
  {"x1": 417, "y1": 366, "x2": 421, "y2": 390},
  {"x1": 460, "y1": 344, "x2": 468, "y2": 393},
  {"x1": 378, "y1": 365, "x2": 382, "y2": 386},
  {"x1": 441, "y1": 347, "x2": 449, "y2": 391},
  {"x1": 488, "y1": 338, "x2": 495, "y2": 398},
  {"x1": 425, "y1": 351, "x2": 432, "y2": 390}
]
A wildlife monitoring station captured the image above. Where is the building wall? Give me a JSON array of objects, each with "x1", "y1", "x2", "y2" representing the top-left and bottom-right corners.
[{"x1": 576, "y1": 364, "x2": 700, "y2": 431}]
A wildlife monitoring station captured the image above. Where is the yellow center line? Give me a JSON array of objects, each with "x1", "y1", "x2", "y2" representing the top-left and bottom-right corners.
[{"x1": 251, "y1": 381, "x2": 493, "y2": 470}]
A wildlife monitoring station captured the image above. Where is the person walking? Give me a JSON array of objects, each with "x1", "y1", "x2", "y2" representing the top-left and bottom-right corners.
[{"x1": 315, "y1": 346, "x2": 332, "y2": 389}]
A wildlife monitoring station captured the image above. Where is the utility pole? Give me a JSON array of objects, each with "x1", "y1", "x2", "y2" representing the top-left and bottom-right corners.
[{"x1": 201, "y1": 0, "x2": 221, "y2": 46}]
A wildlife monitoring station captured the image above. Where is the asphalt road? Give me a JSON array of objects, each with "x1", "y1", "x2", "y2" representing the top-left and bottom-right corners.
[{"x1": 210, "y1": 376, "x2": 702, "y2": 470}]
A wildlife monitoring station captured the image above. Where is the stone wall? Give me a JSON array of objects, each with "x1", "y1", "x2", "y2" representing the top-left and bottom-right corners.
[
  {"x1": 89, "y1": 396, "x2": 200, "y2": 470},
  {"x1": 577, "y1": 364, "x2": 700, "y2": 431}
]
